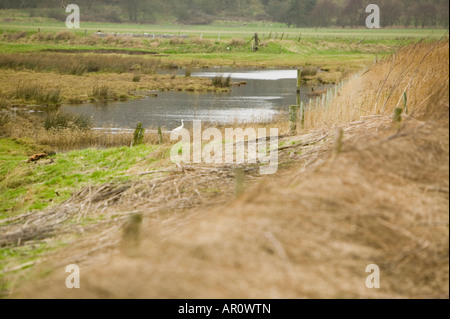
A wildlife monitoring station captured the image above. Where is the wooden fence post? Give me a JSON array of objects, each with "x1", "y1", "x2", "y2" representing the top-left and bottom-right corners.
[
  {"x1": 133, "y1": 122, "x2": 145, "y2": 146},
  {"x1": 297, "y1": 69, "x2": 302, "y2": 107},
  {"x1": 289, "y1": 105, "x2": 298, "y2": 134},
  {"x1": 297, "y1": 70, "x2": 305, "y2": 128},
  {"x1": 158, "y1": 126, "x2": 163, "y2": 145},
  {"x1": 253, "y1": 33, "x2": 259, "y2": 51}
]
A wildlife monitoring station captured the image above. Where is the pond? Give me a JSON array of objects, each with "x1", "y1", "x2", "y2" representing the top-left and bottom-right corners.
[{"x1": 58, "y1": 68, "x2": 331, "y2": 131}]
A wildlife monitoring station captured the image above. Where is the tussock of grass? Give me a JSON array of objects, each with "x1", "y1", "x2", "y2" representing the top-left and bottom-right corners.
[
  {"x1": 132, "y1": 73, "x2": 141, "y2": 82},
  {"x1": 44, "y1": 112, "x2": 91, "y2": 131},
  {"x1": 91, "y1": 84, "x2": 117, "y2": 101},
  {"x1": 212, "y1": 75, "x2": 232, "y2": 88},
  {"x1": 301, "y1": 66, "x2": 319, "y2": 77},
  {"x1": 13, "y1": 82, "x2": 61, "y2": 105}
]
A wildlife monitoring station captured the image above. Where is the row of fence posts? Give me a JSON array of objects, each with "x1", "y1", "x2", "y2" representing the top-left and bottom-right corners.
[
  {"x1": 289, "y1": 72, "x2": 361, "y2": 134},
  {"x1": 132, "y1": 123, "x2": 164, "y2": 146},
  {"x1": 28, "y1": 27, "x2": 328, "y2": 45},
  {"x1": 51, "y1": 29, "x2": 306, "y2": 45}
]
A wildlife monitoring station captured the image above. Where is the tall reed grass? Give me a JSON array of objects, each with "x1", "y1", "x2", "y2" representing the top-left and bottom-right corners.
[
  {"x1": 300, "y1": 39, "x2": 449, "y2": 132},
  {"x1": 13, "y1": 82, "x2": 61, "y2": 105},
  {"x1": 44, "y1": 112, "x2": 92, "y2": 131}
]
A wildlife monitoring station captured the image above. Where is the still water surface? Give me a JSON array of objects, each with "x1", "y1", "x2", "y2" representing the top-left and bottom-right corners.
[{"x1": 60, "y1": 69, "x2": 328, "y2": 130}]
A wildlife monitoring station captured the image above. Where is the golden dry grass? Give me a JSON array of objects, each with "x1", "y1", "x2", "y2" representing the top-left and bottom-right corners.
[
  {"x1": 11, "y1": 113, "x2": 448, "y2": 299},
  {"x1": 301, "y1": 39, "x2": 449, "y2": 132},
  {"x1": 0, "y1": 69, "x2": 223, "y2": 105}
]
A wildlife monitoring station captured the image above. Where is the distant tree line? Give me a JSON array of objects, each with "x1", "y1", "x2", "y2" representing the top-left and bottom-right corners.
[{"x1": 0, "y1": 0, "x2": 448, "y2": 27}]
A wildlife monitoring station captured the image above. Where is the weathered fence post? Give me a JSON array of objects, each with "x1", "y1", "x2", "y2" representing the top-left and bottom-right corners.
[
  {"x1": 297, "y1": 69, "x2": 302, "y2": 107},
  {"x1": 300, "y1": 102, "x2": 305, "y2": 129},
  {"x1": 133, "y1": 122, "x2": 145, "y2": 146},
  {"x1": 158, "y1": 126, "x2": 163, "y2": 145},
  {"x1": 297, "y1": 70, "x2": 305, "y2": 128},
  {"x1": 289, "y1": 105, "x2": 298, "y2": 134},
  {"x1": 253, "y1": 33, "x2": 259, "y2": 51}
]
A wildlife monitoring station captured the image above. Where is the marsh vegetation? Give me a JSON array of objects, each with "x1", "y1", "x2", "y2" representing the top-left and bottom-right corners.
[{"x1": 0, "y1": 6, "x2": 448, "y2": 298}]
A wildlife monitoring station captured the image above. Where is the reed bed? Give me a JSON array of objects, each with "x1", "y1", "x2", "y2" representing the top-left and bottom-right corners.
[{"x1": 301, "y1": 39, "x2": 449, "y2": 132}]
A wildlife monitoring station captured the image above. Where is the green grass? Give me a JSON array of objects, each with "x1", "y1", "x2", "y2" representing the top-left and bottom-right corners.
[
  {"x1": 0, "y1": 138, "x2": 159, "y2": 219},
  {"x1": 0, "y1": 136, "x2": 164, "y2": 297}
]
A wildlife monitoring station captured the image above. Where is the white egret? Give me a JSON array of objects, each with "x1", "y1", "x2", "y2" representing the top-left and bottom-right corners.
[{"x1": 171, "y1": 119, "x2": 185, "y2": 133}]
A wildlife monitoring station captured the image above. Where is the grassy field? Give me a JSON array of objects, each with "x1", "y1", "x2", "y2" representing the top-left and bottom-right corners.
[
  {"x1": 0, "y1": 9, "x2": 447, "y2": 56},
  {"x1": 0, "y1": 8, "x2": 446, "y2": 40}
]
